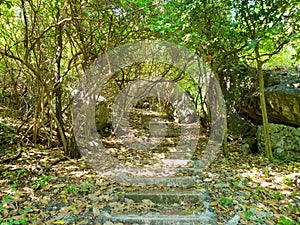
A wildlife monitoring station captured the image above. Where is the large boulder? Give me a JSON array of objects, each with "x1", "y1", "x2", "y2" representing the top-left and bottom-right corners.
[
  {"x1": 257, "y1": 123, "x2": 300, "y2": 161},
  {"x1": 239, "y1": 72, "x2": 300, "y2": 127}
]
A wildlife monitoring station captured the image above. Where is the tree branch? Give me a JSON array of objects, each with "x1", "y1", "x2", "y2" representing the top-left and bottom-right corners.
[{"x1": 0, "y1": 49, "x2": 40, "y2": 79}]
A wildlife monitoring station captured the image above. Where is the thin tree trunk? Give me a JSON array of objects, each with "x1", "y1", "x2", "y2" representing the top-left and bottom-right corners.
[
  {"x1": 55, "y1": 2, "x2": 64, "y2": 143},
  {"x1": 255, "y1": 46, "x2": 273, "y2": 161},
  {"x1": 55, "y1": 1, "x2": 80, "y2": 158},
  {"x1": 222, "y1": 128, "x2": 229, "y2": 157}
]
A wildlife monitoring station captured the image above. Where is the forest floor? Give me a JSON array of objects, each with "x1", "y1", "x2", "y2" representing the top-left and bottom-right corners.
[{"x1": 0, "y1": 106, "x2": 300, "y2": 225}]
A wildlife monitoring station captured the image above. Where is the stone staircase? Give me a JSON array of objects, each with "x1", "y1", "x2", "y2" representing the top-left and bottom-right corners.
[
  {"x1": 99, "y1": 108, "x2": 218, "y2": 224},
  {"x1": 100, "y1": 176, "x2": 218, "y2": 225}
]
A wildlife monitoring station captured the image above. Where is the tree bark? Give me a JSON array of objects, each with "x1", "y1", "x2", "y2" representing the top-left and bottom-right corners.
[
  {"x1": 255, "y1": 45, "x2": 273, "y2": 161},
  {"x1": 55, "y1": 1, "x2": 80, "y2": 158},
  {"x1": 55, "y1": 1, "x2": 64, "y2": 143}
]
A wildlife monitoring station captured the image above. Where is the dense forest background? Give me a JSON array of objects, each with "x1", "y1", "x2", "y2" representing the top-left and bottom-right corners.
[
  {"x1": 0, "y1": 0, "x2": 299, "y2": 158},
  {"x1": 0, "y1": 1, "x2": 300, "y2": 224}
]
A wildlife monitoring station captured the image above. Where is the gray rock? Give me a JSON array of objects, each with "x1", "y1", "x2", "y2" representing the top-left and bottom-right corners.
[
  {"x1": 228, "y1": 113, "x2": 257, "y2": 138},
  {"x1": 88, "y1": 194, "x2": 100, "y2": 201},
  {"x1": 239, "y1": 72, "x2": 300, "y2": 127},
  {"x1": 227, "y1": 113, "x2": 257, "y2": 152},
  {"x1": 197, "y1": 209, "x2": 218, "y2": 225},
  {"x1": 264, "y1": 71, "x2": 289, "y2": 87},
  {"x1": 225, "y1": 215, "x2": 240, "y2": 225},
  {"x1": 214, "y1": 182, "x2": 230, "y2": 189},
  {"x1": 257, "y1": 123, "x2": 300, "y2": 160}
]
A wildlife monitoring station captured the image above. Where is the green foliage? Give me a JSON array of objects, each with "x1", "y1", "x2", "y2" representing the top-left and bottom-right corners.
[
  {"x1": 245, "y1": 40, "x2": 260, "y2": 51},
  {"x1": 0, "y1": 0, "x2": 299, "y2": 223},
  {"x1": 177, "y1": 77, "x2": 202, "y2": 112},
  {"x1": 254, "y1": 186, "x2": 261, "y2": 198},
  {"x1": 3, "y1": 194, "x2": 12, "y2": 203},
  {"x1": 0, "y1": 217, "x2": 28, "y2": 225},
  {"x1": 66, "y1": 183, "x2": 93, "y2": 195},
  {"x1": 2, "y1": 169, "x2": 26, "y2": 192},
  {"x1": 278, "y1": 216, "x2": 294, "y2": 225},
  {"x1": 282, "y1": 176, "x2": 293, "y2": 186},
  {"x1": 233, "y1": 0, "x2": 300, "y2": 161},
  {"x1": 242, "y1": 178, "x2": 250, "y2": 185},
  {"x1": 0, "y1": 119, "x2": 17, "y2": 145},
  {"x1": 32, "y1": 175, "x2": 51, "y2": 190},
  {"x1": 265, "y1": 45, "x2": 299, "y2": 70},
  {"x1": 1, "y1": 0, "x2": 13, "y2": 9},
  {"x1": 1, "y1": 0, "x2": 298, "y2": 154},
  {"x1": 257, "y1": 218, "x2": 265, "y2": 223},
  {"x1": 236, "y1": 0, "x2": 299, "y2": 63},
  {"x1": 244, "y1": 209, "x2": 255, "y2": 220},
  {"x1": 219, "y1": 197, "x2": 234, "y2": 206},
  {"x1": 232, "y1": 181, "x2": 239, "y2": 189},
  {"x1": 79, "y1": 183, "x2": 93, "y2": 191},
  {"x1": 273, "y1": 192, "x2": 284, "y2": 200},
  {"x1": 20, "y1": 208, "x2": 32, "y2": 215},
  {"x1": 66, "y1": 185, "x2": 79, "y2": 194},
  {"x1": 0, "y1": 194, "x2": 30, "y2": 225}
]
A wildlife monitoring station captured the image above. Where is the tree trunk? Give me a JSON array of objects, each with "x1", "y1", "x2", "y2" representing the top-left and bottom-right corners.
[
  {"x1": 67, "y1": 130, "x2": 81, "y2": 159},
  {"x1": 55, "y1": 1, "x2": 64, "y2": 144},
  {"x1": 55, "y1": 1, "x2": 80, "y2": 158},
  {"x1": 255, "y1": 46, "x2": 273, "y2": 161}
]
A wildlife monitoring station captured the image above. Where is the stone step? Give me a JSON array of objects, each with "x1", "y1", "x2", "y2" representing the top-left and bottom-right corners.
[
  {"x1": 104, "y1": 176, "x2": 215, "y2": 224},
  {"x1": 124, "y1": 188, "x2": 209, "y2": 204},
  {"x1": 101, "y1": 207, "x2": 217, "y2": 225},
  {"x1": 117, "y1": 176, "x2": 201, "y2": 186}
]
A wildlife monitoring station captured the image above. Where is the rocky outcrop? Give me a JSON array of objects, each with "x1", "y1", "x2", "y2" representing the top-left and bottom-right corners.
[
  {"x1": 239, "y1": 72, "x2": 300, "y2": 127},
  {"x1": 237, "y1": 71, "x2": 300, "y2": 160},
  {"x1": 257, "y1": 123, "x2": 300, "y2": 161}
]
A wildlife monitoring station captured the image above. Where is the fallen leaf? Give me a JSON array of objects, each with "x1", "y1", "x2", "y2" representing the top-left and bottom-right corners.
[
  {"x1": 42, "y1": 185, "x2": 50, "y2": 190},
  {"x1": 93, "y1": 206, "x2": 101, "y2": 217},
  {"x1": 53, "y1": 221, "x2": 65, "y2": 224}
]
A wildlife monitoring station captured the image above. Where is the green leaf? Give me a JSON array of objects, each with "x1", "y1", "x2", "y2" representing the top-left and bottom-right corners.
[
  {"x1": 278, "y1": 216, "x2": 293, "y2": 225},
  {"x1": 82, "y1": 9, "x2": 90, "y2": 16},
  {"x1": 245, "y1": 209, "x2": 254, "y2": 220},
  {"x1": 245, "y1": 39, "x2": 259, "y2": 51},
  {"x1": 80, "y1": 183, "x2": 93, "y2": 191},
  {"x1": 20, "y1": 207, "x2": 32, "y2": 214},
  {"x1": 2, "y1": 0, "x2": 13, "y2": 9},
  {"x1": 3, "y1": 194, "x2": 12, "y2": 203},
  {"x1": 219, "y1": 197, "x2": 234, "y2": 205}
]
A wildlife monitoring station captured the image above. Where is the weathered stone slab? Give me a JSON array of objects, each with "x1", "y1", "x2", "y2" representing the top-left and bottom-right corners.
[
  {"x1": 124, "y1": 189, "x2": 209, "y2": 204},
  {"x1": 117, "y1": 176, "x2": 199, "y2": 187},
  {"x1": 101, "y1": 208, "x2": 217, "y2": 225}
]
